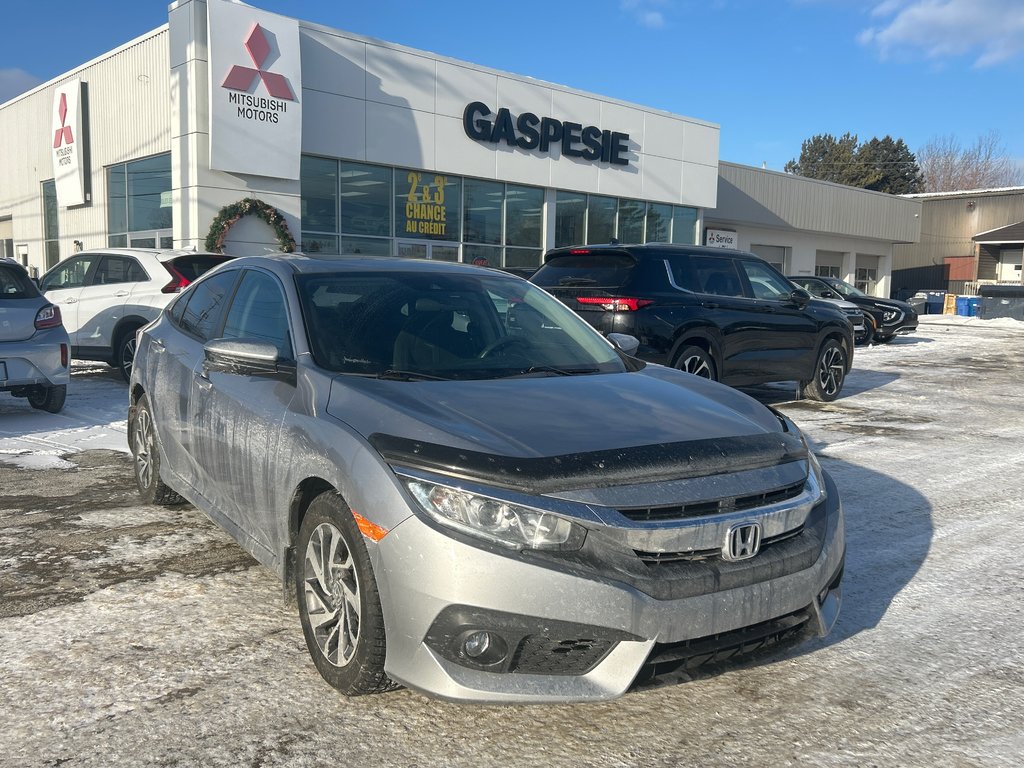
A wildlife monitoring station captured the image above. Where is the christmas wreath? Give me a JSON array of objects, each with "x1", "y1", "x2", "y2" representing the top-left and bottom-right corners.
[{"x1": 204, "y1": 197, "x2": 297, "y2": 253}]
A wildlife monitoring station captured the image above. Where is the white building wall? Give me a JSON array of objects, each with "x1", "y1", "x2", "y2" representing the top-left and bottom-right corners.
[{"x1": 0, "y1": 28, "x2": 171, "y2": 273}]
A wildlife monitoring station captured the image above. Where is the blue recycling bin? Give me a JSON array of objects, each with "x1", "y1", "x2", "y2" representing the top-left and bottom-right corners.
[
  {"x1": 967, "y1": 297, "x2": 981, "y2": 317},
  {"x1": 955, "y1": 296, "x2": 969, "y2": 316}
]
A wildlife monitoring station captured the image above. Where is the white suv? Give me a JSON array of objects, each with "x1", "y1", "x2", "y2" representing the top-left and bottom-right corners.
[{"x1": 39, "y1": 248, "x2": 233, "y2": 380}]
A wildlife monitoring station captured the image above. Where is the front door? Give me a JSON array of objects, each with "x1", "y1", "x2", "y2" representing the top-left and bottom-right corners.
[{"x1": 396, "y1": 240, "x2": 461, "y2": 262}]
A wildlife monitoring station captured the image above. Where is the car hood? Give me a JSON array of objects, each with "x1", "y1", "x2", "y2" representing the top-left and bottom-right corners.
[{"x1": 325, "y1": 367, "x2": 802, "y2": 492}]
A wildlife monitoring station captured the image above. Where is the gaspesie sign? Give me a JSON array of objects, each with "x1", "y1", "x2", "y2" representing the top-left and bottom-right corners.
[{"x1": 463, "y1": 102, "x2": 632, "y2": 166}]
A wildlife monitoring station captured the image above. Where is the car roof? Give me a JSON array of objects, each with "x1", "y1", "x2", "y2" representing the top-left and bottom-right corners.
[
  {"x1": 67, "y1": 248, "x2": 225, "y2": 263},
  {"x1": 221, "y1": 252, "x2": 525, "y2": 278},
  {"x1": 543, "y1": 243, "x2": 763, "y2": 261}
]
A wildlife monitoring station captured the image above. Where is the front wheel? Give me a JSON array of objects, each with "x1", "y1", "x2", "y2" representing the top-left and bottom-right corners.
[
  {"x1": 27, "y1": 384, "x2": 66, "y2": 413},
  {"x1": 296, "y1": 492, "x2": 397, "y2": 696},
  {"x1": 675, "y1": 345, "x2": 717, "y2": 380},
  {"x1": 801, "y1": 340, "x2": 847, "y2": 402}
]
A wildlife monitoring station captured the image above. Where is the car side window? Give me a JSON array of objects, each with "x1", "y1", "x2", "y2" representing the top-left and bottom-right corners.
[
  {"x1": 176, "y1": 269, "x2": 238, "y2": 341},
  {"x1": 221, "y1": 270, "x2": 293, "y2": 359},
  {"x1": 739, "y1": 260, "x2": 793, "y2": 301},
  {"x1": 690, "y1": 256, "x2": 746, "y2": 297},
  {"x1": 40, "y1": 255, "x2": 100, "y2": 291},
  {"x1": 94, "y1": 255, "x2": 147, "y2": 286}
]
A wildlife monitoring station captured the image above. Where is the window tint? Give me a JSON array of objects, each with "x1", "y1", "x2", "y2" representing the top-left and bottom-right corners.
[
  {"x1": 40, "y1": 255, "x2": 101, "y2": 291},
  {"x1": 689, "y1": 256, "x2": 745, "y2": 297},
  {"x1": 739, "y1": 259, "x2": 794, "y2": 300},
  {"x1": 222, "y1": 271, "x2": 292, "y2": 358},
  {"x1": 0, "y1": 264, "x2": 36, "y2": 297},
  {"x1": 531, "y1": 252, "x2": 636, "y2": 289},
  {"x1": 168, "y1": 254, "x2": 233, "y2": 282},
  {"x1": 95, "y1": 256, "x2": 147, "y2": 285},
  {"x1": 177, "y1": 269, "x2": 238, "y2": 341}
]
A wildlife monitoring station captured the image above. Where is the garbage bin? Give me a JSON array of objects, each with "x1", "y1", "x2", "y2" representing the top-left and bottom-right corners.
[
  {"x1": 955, "y1": 296, "x2": 970, "y2": 316},
  {"x1": 922, "y1": 290, "x2": 946, "y2": 315},
  {"x1": 942, "y1": 294, "x2": 957, "y2": 315},
  {"x1": 978, "y1": 284, "x2": 1024, "y2": 320},
  {"x1": 967, "y1": 297, "x2": 981, "y2": 317}
]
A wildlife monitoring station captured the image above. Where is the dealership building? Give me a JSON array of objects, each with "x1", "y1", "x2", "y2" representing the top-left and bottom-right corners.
[{"x1": 0, "y1": 0, "x2": 921, "y2": 297}]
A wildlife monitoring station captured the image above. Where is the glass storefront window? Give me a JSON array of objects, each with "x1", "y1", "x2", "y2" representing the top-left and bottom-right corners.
[
  {"x1": 342, "y1": 236, "x2": 391, "y2": 256},
  {"x1": 464, "y1": 179, "x2": 503, "y2": 245},
  {"x1": 127, "y1": 155, "x2": 172, "y2": 232},
  {"x1": 671, "y1": 206, "x2": 698, "y2": 245},
  {"x1": 646, "y1": 203, "x2": 671, "y2": 243},
  {"x1": 464, "y1": 244, "x2": 502, "y2": 267},
  {"x1": 303, "y1": 234, "x2": 340, "y2": 254},
  {"x1": 341, "y1": 162, "x2": 392, "y2": 237},
  {"x1": 505, "y1": 185, "x2": 543, "y2": 248},
  {"x1": 42, "y1": 179, "x2": 59, "y2": 267},
  {"x1": 396, "y1": 169, "x2": 461, "y2": 241},
  {"x1": 107, "y1": 154, "x2": 172, "y2": 247},
  {"x1": 555, "y1": 192, "x2": 586, "y2": 248},
  {"x1": 619, "y1": 199, "x2": 645, "y2": 243},
  {"x1": 587, "y1": 196, "x2": 617, "y2": 244},
  {"x1": 301, "y1": 156, "x2": 337, "y2": 234},
  {"x1": 505, "y1": 247, "x2": 542, "y2": 269}
]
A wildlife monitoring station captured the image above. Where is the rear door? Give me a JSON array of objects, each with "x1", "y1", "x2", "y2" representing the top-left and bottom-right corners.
[
  {"x1": 74, "y1": 254, "x2": 149, "y2": 352},
  {"x1": 529, "y1": 250, "x2": 640, "y2": 333}
]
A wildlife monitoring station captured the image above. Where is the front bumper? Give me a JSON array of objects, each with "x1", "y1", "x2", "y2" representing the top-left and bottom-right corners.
[
  {"x1": 0, "y1": 327, "x2": 70, "y2": 391},
  {"x1": 373, "y1": 471, "x2": 845, "y2": 703}
]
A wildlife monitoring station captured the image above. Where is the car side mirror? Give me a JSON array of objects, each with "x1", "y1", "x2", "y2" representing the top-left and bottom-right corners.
[
  {"x1": 204, "y1": 338, "x2": 296, "y2": 383},
  {"x1": 788, "y1": 288, "x2": 811, "y2": 309},
  {"x1": 607, "y1": 332, "x2": 640, "y2": 356}
]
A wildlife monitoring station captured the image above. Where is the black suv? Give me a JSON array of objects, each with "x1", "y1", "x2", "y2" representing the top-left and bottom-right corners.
[
  {"x1": 787, "y1": 275, "x2": 918, "y2": 344},
  {"x1": 531, "y1": 244, "x2": 854, "y2": 401}
]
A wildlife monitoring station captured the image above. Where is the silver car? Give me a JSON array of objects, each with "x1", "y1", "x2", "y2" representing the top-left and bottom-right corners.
[
  {"x1": 0, "y1": 257, "x2": 70, "y2": 413},
  {"x1": 128, "y1": 253, "x2": 845, "y2": 703}
]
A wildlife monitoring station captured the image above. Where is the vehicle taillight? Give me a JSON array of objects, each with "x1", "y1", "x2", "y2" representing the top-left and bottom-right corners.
[
  {"x1": 569, "y1": 249, "x2": 591, "y2": 255},
  {"x1": 161, "y1": 265, "x2": 191, "y2": 293},
  {"x1": 34, "y1": 304, "x2": 62, "y2": 329},
  {"x1": 575, "y1": 297, "x2": 653, "y2": 312}
]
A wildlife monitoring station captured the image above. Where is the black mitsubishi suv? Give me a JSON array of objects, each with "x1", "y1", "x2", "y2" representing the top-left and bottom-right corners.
[{"x1": 530, "y1": 244, "x2": 854, "y2": 401}]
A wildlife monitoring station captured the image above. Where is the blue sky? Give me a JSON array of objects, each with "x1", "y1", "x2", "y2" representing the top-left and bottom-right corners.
[{"x1": 3, "y1": 0, "x2": 1023, "y2": 172}]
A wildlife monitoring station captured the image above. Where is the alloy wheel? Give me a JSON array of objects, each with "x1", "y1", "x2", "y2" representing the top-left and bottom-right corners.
[
  {"x1": 816, "y1": 346, "x2": 845, "y2": 398},
  {"x1": 681, "y1": 353, "x2": 713, "y2": 378},
  {"x1": 303, "y1": 523, "x2": 361, "y2": 668},
  {"x1": 132, "y1": 405, "x2": 155, "y2": 490}
]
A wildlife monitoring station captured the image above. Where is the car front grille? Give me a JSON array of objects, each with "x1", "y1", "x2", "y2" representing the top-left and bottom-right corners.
[
  {"x1": 617, "y1": 480, "x2": 806, "y2": 523},
  {"x1": 634, "y1": 525, "x2": 804, "y2": 565}
]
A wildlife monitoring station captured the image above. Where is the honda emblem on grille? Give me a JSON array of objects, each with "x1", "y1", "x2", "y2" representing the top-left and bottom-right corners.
[{"x1": 723, "y1": 522, "x2": 762, "y2": 561}]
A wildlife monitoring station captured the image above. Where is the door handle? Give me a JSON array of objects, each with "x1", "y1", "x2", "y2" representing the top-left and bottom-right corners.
[
  {"x1": 115, "y1": 290, "x2": 130, "y2": 297},
  {"x1": 702, "y1": 301, "x2": 721, "y2": 309}
]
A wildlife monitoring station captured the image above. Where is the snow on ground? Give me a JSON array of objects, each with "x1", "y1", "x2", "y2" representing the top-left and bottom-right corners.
[
  {"x1": 1, "y1": 315, "x2": 1022, "y2": 767},
  {"x1": 0, "y1": 362, "x2": 129, "y2": 469}
]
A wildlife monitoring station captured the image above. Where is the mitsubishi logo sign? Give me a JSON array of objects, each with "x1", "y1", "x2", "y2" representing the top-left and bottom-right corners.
[
  {"x1": 53, "y1": 93, "x2": 74, "y2": 148},
  {"x1": 222, "y1": 24, "x2": 296, "y2": 101},
  {"x1": 207, "y1": 0, "x2": 302, "y2": 180},
  {"x1": 50, "y1": 80, "x2": 86, "y2": 207}
]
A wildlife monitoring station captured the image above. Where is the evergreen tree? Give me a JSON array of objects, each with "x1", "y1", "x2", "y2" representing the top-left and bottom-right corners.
[{"x1": 784, "y1": 133, "x2": 925, "y2": 194}]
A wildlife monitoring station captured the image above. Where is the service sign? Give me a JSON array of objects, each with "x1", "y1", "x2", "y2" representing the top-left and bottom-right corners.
[
  {"x1": 705, "y1": 229, "x2": 738, "y2": 249},
  {"x1": 208, "y1": 0, "x2": 302, "y2": 179},
  {"x1": 51, "y1": 80, "x2": 86, "y2": 207}
]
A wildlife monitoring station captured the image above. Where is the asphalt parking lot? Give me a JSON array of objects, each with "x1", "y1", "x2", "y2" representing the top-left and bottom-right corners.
[{"x1": 1, "y1": 315, "x2": 1022, "y2": 768}]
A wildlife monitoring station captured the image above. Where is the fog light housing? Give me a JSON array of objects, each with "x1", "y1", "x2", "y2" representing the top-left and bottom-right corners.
[{"x1": 458, "y1": 629, "x2": 508, "y2": 667}]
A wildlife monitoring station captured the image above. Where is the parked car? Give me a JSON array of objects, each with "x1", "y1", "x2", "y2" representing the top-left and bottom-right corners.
[
  {"x1": 39, "y1": 248, "x2": 233, "y2": 380},
  {"x1": 0, "y1": 257, "x2": 70, "y2": 413},
  {"x1": 530, "y1": 244, "x2": 854, "y2": 402},
  {"x1": 128, "y1": 253, "x2": 845, "y2": 703},
  {"x1": 788, "y1": 275, "x2": 918, "y2": 344},
  {"x1": 785, "y1": 278, "x2": 869, "y2": 345}
]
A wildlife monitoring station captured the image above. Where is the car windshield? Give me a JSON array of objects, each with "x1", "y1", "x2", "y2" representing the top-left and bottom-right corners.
[
  {"x1": 296, "y1": 270, "x2": 627, "y2": 380},
  {"x1": 827, "y1": 279, "x2": 868, "y2": 298}
]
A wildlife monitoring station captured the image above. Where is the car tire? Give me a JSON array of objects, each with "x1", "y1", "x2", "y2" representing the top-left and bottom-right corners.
[
  {"x1": 675, "y1": 345, "x2": 717, "y2": 380},
  {"x1": 116, "y1": 327, "x2": 141, "y2": 382},
  {"x1": 801, "y1": 340, "x2": 847, "y2": 402},
  {"x1": 858, "y1": 318, "x2": 875, "y2": 346},
  {"x1": 296, "y1": 492, "x2": 398, "y2": 696},
  {"x1": 27, "y1": 384, "x2": 67, "y2": 414},
  {"x1": 129, "y1": 392, "x2": 185, "y2": 506}
]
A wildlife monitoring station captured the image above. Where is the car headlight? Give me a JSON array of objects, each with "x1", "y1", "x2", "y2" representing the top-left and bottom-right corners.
[
  {"x1": 404, "y1": 480, "x2": 586, "y2": 551},
  {"x1": 882, "y1": 308, "x2": 900, "y2": 321}
]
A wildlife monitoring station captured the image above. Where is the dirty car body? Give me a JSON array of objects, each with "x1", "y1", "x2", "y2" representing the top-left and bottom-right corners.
[{"x1": 128, "y1": 253, "x2": 845, "y2": 703}]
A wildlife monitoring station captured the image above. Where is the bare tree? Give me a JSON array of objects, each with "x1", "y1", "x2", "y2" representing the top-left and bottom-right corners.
[{"x1": 917, "y1": 131, "x2": 1024, "y2": 192}]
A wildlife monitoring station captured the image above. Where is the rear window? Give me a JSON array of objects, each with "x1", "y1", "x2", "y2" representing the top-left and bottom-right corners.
[
  {"x1": 531, "y1": 252, "x2": 636, "y2": 289},
  {"x1": 0, "y1": 264, "x2": 37, "y2": 298},
  {"x1": 167, "y1": 254, "x2": 233, "y2": 281}
]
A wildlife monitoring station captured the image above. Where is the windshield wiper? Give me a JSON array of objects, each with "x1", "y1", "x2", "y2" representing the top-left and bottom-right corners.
[
  {"x1": 557, "y1": 277, "x2": 598, "y2": 286},
  {"x1": 376, "y1": 369, "x2": 450, "y2": 381},
  {"x1": 512, "y1": 365, "x2": 601, "y2": 377}
]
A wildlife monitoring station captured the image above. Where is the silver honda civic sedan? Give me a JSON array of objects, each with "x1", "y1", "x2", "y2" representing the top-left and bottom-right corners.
[{"x1": 128, "y1": 253, "x2": 844, "y2": 703}]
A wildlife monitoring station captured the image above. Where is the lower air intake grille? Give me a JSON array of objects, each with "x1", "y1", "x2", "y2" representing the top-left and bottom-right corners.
[{"x1": 509, "y1": 636, "x2": 615, "y2": 676}]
